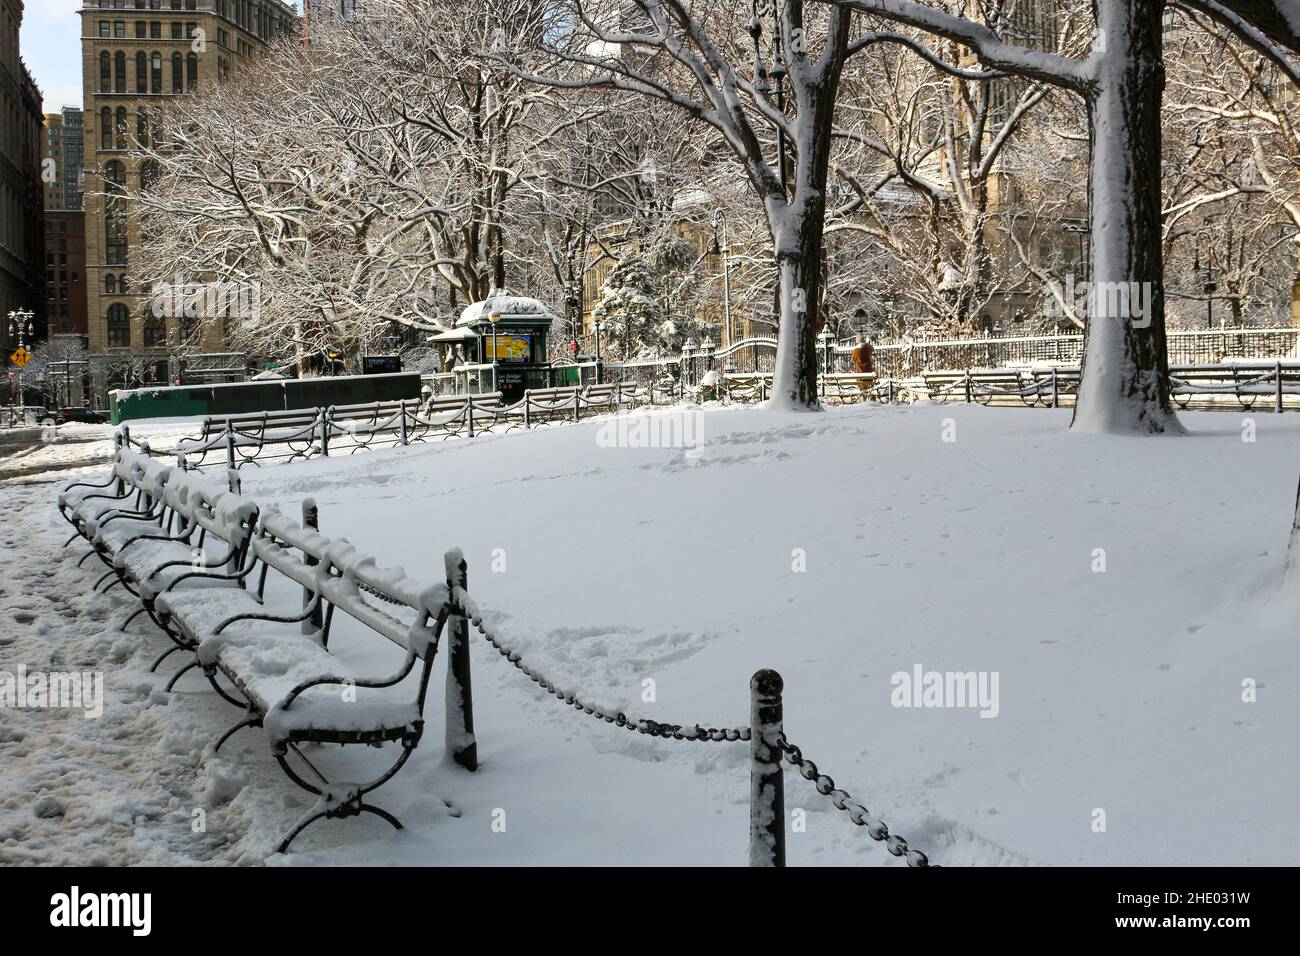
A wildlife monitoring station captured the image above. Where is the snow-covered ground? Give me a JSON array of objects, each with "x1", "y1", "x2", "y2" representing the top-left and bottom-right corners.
[{"x1": 1, "y1": 402, "x2": 1297, "y2": 866}]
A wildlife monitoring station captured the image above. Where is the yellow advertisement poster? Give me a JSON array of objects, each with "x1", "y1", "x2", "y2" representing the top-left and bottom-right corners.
[{"x1": 484, "y1": 334, "x2": 531, "y2": 362}]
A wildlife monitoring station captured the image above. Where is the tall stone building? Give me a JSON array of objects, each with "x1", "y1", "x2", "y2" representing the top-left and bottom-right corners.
[
  {"x1": 1, "y1": 0, "x2": 45, "y2": 355},
  {"x1": 43, "y1": 107, "x2": 84, "y2": 212},
  {"x1": 44, "y1": 109, "x2": 88, "y2": 342},
  {"x1": 80, "y1": 0, "x2": 298, "y2": 398}
]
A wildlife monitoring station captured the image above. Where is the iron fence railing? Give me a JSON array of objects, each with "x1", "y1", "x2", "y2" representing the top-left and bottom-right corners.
[
  {"x1": 150, "y1": 384, "x2": 641, "y2": 470},
  {"x1": 853, "y1": 327, "x2": 1300, "y2": 378}
]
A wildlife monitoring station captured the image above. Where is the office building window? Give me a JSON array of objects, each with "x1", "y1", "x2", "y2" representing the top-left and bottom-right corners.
[{"x1": 107, "y1": 304, "x2": 132, "y2": 347}]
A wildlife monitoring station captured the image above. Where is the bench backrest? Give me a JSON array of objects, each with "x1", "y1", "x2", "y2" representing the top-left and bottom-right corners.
[
  {"x1": 137, "y1": 456, "x2": 174, "y2": 505},
  {"x1": 106, "y1": 449, "x2": 169, "y2": 505},
  {"x1": 160, "y1": 469, "x2": 258, "y2": 551},
  {"x1": 329, "y1": 400, "x2": 405, "y2": 421},
  {"x1": 925, "y1": 369, "x2": 1021, "y2": 381},
  {"x1": 203, "y1": 410, "x2": 322, "y2": 436},
  {"x1": 253, "y1": 507, "x2": 446, "y2": 659},
  {"x1": 114, "y1": 447, "x2": 145, "y2": 482}
]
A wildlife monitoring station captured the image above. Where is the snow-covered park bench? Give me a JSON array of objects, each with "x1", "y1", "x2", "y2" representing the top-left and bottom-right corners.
[
  {"x1": 1167, "y1": 362, "x2": 1300, "y2": 411},
  {"x1": 59, "y1": 447, "x2": 262, "y2": 678},
  {"x1": 179, "y1": 408, "x2": 325, "y2": 468},
  {"x1": 721, "y1": 373, "x2": 772, "y2": 402},
  {"x1": 110, "y1": 470, "x2": 260, "y2": 675},
  {"x1": 58, "y1": 443, "x2": 161, "y2": 553},
  {"x1": 57, "y1": 453, "x2": 470, "y2": 851},
  {"x1": 174, "y1": 386, "x2": 645, "y2": 467},
  {"x1": 820, "y1": 372, "x2": 879, "y2": 404},
  {"x1": 153, "y1": 504, "x2": 462, "y2": 852},
  {"x1": 1025, "y1": 366, "x2": 1081, "y2": 407},
  {"x1": 520, "y1": 382, "x2": 636, "y2": 426},
  {"x1": 923, "y1": 369, "x2": 1038, "y2": 405}
]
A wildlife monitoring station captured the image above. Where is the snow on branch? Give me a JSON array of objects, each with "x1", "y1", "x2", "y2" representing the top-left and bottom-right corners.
[
  {"x1": 1181, "y1": 0, "x2": 1300, "y2": 85},
  {"x1": 823, "y1": 0, "x2": 1092, "y2": 90}
]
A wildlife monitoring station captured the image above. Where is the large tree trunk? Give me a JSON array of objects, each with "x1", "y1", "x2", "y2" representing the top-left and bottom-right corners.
[
  {"x1": 1072, "y1": 0, "x2": 1183, "y2": 434},
  {"x1": 771, "y1": 221, "x2": 825, "y2": 409},
  {"x1": 767, "y1": 15, "x2": 847, "y2": 411}
]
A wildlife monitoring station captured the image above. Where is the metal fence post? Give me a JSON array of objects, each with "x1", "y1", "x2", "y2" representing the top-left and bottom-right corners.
[
  {"x1": 399, "y1": 400, "x2": 409, "y2": 446},
  {"x1": 444, "y1": 550, "x2": 478, "y2": 771},
  {"x1": 963, "y1": 369, "x2": 972, "y2": 404},
  {"x1": 1277, "y1": 360, "x2": 1284, "y2": 415},
  {"x1": 225, "y1": 423, "x2": 236, "y2": 471},
  {"x1": 319, "y1": 408, "x2": 332, "y2": 457},
  {"x1": 749, "y1": 668, "x2": 785, "y2": 867},
  {"x1": 301, "y1": 498, "x2": 324, "y2": 636},
  {"x1": 574, "y1": 387, "x2": 581, "y2": 423},
  {"x1": 524, "y1": 391, "x2": 532, "y2": 429},
  {"x1": 1051, "y1": 367, "x2": 1059, "y2": 409}
]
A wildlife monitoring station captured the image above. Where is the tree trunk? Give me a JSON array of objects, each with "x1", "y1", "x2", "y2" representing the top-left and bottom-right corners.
[
  {"x1": 1072, "y1": 0, "x2": 1183, "y2": 434},
  {"x1": 771, "y1": 226, "x2": 824, "y2": 409},
  {"x1": 767, "y1": 24, "x2": 846, "y2": 412}
]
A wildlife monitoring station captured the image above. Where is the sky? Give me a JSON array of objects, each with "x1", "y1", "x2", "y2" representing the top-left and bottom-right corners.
[
  {"x1": 19, "y1": 0, "x2": 302, "y2": 114},
  {"x1": 20, "y1": 1, "x2": 84, "y2": 113}
]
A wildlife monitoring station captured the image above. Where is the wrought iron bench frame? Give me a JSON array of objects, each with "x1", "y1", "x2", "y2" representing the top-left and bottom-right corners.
[{"x1": 158, "y1": 505, "x2": 461, "y2": 852}]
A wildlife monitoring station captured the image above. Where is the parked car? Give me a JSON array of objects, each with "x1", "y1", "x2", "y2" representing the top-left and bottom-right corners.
[{"x1": 55, "y1": 406, "x2": 108, "y2": 424}]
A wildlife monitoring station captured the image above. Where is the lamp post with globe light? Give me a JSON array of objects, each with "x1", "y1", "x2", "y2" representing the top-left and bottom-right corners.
[{"x1": 7, "y1": 309, "x2": 35, "y2": 424}]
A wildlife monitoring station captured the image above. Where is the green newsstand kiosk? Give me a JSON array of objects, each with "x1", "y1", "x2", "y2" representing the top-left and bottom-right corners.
[{"x1": 434, "y1": 290, "x2": 558, "y2": 405}]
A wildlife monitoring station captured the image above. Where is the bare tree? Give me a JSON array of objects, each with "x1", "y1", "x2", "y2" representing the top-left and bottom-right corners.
[
  {"x1": 824, "y1": 0, "x2": 1299, "y2": 433},
  {"x1": 128, "y1": 0, "x2": 598, "y2": 370},
  {"x1": 502, "y1": 0, "x2": 870, "y2": 409},
  {"x1": 828, "y1": 19, "x2": 1084, "y2": 335},
  {"x1": 1164, "y1": 6, "x2": 1299, "y2": 326}
]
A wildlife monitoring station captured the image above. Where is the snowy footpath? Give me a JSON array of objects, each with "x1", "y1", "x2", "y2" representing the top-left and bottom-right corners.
[{"x1": 1, "y1": 402, "x2": 1298, "y2": 866}]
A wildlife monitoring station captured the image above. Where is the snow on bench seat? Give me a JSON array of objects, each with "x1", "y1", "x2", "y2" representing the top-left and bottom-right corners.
[
  {"x1": 76, "y1": 498, "x2": 137, "y2": 535},
  {"x1": 197, "y1": 623, "x2": 421, "y2": 746},
  {"x1": 125, "y1": 542, "x2": 240, "y2": 600},
  {"x1": 94, "y1": 514, "x2": 164, "y2": 552},
  {"x1": 155, "y1": 587, "x2": 265, "y2": 640}
]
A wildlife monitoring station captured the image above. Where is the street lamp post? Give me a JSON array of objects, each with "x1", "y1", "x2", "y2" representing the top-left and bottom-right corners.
[
  {"x1": 1204, "y1": 268, "x2": 1217, "y2": 329},
  {"x1": 488, "y1": 309, "x2": 502, "y2": 393},
  {"x1": 593, "y1": 317, "x2": 603, "y2": 385},
  {"x1": 817, "y1": 327, "x2": 834, "y2": 376},
  {"x1": 712, "y1": 209, "x2": 733, "y2": 348},
  {"x1": 7, "y1": 309, "x2": 35, "y2": 425},
  {"x1": 1194, "y1": 236, "x2": 1218, "y2": 331},
  {"x1": 1064, "y1": 221, "x2": 1090, "y2": 284},
  {"x1": 566, "y1": 282, "x2": 581, "y2": 356}
]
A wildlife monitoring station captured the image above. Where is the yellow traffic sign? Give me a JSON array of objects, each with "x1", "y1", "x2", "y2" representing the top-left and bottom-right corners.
[{"x1": 10, "y1": 347, "x2": 30, "y2": 369}]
